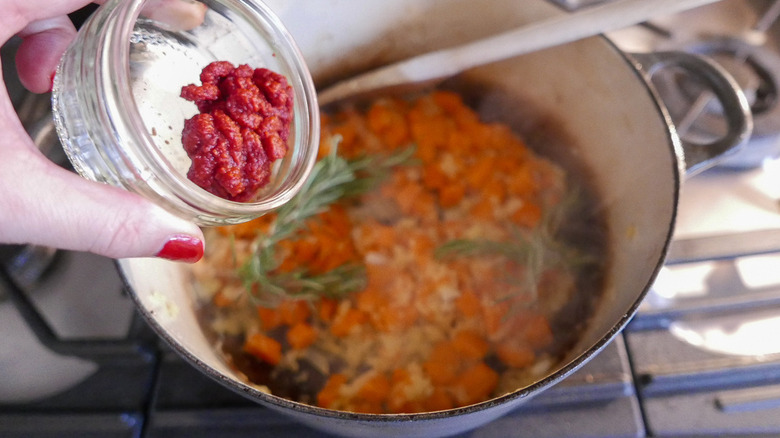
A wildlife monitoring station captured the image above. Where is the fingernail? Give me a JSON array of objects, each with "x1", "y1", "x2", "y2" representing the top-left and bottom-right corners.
[
  {"x1": 156, "y1": 235, "x2": 204, "y2": 263},
  {"x1": 49, "y1": 72, "x2": 56, "y2": 93}
]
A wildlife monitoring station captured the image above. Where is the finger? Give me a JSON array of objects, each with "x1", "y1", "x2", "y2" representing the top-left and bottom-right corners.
[
  {"x1": 13, "y1": 0, "x2": 207, "y2": 93},
  {"x1": 3, "y1": 0, "x2": 204, "y2": 35},
  {"x1": 0, "y1": 147, "x2": 204, "y2": 262},
  {"x1": 15, "y1": 16, "x2": 77, "y2": 93}
]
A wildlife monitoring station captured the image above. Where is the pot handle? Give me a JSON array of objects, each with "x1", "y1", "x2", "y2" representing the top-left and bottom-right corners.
[{"x1": 630, "y1": 51, "x2": 753, "y2": 175}]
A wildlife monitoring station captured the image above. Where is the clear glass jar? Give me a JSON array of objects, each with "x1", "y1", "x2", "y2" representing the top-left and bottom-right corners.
[{"x1": 52, "y1": 0, "x2": 319, "y2": 225}]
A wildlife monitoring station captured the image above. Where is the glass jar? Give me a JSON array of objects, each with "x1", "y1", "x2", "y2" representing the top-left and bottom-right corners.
[{"x1": 52, "y1": 0, "x2": 319, "y2": 225}]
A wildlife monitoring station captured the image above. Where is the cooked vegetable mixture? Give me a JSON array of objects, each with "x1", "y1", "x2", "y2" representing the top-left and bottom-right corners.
[{"x1": 193, "y1": 90, "x2": 607, "y2": 414}]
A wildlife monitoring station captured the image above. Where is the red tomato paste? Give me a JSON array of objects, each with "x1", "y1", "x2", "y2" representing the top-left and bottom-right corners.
[{"x1": 180, "y1": 61, "x2": 293, "y2": 202}]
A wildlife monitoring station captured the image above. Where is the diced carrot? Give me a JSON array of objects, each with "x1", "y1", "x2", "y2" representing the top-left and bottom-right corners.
[
  {"x1": 422, "y1": 163, "x2": 449, "y2": 190},
  {"x1": 243, "y1": 333, "x2": 282, "y2": 365},
  {"x1": 496, "y1": 341, "x2": 535, "y2": 368},
  {"x1": 423, "y1": 341, "x2": 461, "y2": 385},
  {"x1": 454, "y1": 290, "x2": 481, "y2": 318},
  {"x1": 380, "y1": 170, "x2": 410, "y2": 198},
  {"x1": 367, "y1": 102, "x2": 410, "y2": 149},
  {"x1": 366, "y1": 263, "x2": 395, "y2": 290},
  {"x1": 308, "y1": 235, "x2": 348, "y2": 273},
  {"x1": 374, "y1": 304, "x2": 418, "y2": 332},
  {"x1": 276, "y1": 240, "x2": 306, "y2": 273},
  {"x1": 415, "y1": 140, "x2": 438, "y2": 163},
  {"x1": 453, "y1": 107, "x2": 481, "y2": 133},
  {"x1": 411, "y1": 116, "x2": 449, "y2": 153},
  {"x1": 317, "y1": 373, "x2": 348, "y2": 409},
  {"x1": 522, "y1": 314, "x2": 554, "y2": 350},
  {"x1": 330, "y1": 307, "x2": 367, "y2": 337},
  {"x1": 391, "y1": 368, "x2": 411, "y2": 385},
  {"x1": 366, "y1": 103, "x2": 393, "y2": 133},
  {"x1": 423, "y1": 388, "x2": 455, "y2": 412},
  {"x1": 287, "y1": 322, "x2": 317, "y2": 350},
  {"x1": 320, "y1": 205, "x2": 353, "y2": 236},
  {"x1": 410, "y1": 234, "x2": 435, "y2": 266},
  {"x1": 317, "y1": 298, "x2": 338, "y2": 323},
  {"x1": 465, "y1": 159, "x2": 493, "y2": 189},
  {"x1": 394, "y1": 182, "x2": 423, "y2": 215},
  {"x1": 482, "y1": 301, "x2": 510, "y2": 337},
  {"x1": 417, "y1": 283, "x2": 449, "y2": 323},
  {"x1": 393, "y1": 400, "x2": 427, "y2": 414},
  {"x1": 431, "y1": 91, "x2": 464, "y2": 114},
  {"x1": 319, "y1": 112, "x2": 331, "y2": 127},
  {"x1": 360, "y1": 223, "x2": 396, "y2": 252},
  {"x1": 387, "y1": 397, "x2": 406, "y2": 414},
  {"x1": 506, "y1": 164, "x2": 536, "y2": 197},
  {"x1": 470, "y1": 197, "x2": 495, "y2": 221},
  {"x1": 495, "y1": 155, "x2": 524, "y2": 174},
  {"x1": 218, "y1": 215, "x2": 274, "y2": 238},
  {"x1": 482, "y1": 178, "x2": 506, "y2": 203},
  {"x1": 482, "y1": 124, "x2": 515, "y2": 151},
  {"x1": 452, "y1": 362, "x2": 499, "y2": 406},
  {"x1": 332, "y1": 119, "x2": 358, "y2": 151},
  {"x1": 212, "y1": 290, "x2": 234, "y2": 308},
  {"x1": 411, "y1": 191, "x2": 439, "y2": 222},
  {"x1": 511, "y1": 202, "x2": 542, "y2": 229},
  {"x1": 389, "y1": 366, "x2": 426, "y2": 413},
  {"x1": 447, "y1": 129, "x2": 472, "y2": 155},
  {"x1": 256, "y1": 306, "x2": 283, "y2": 331},
  {"x1": 278, "y1": 299, "x2": 311, "y2": 326},
  {"x1": 451, "y1": 330, "x2": 489, "y2": 360},
  {"x1": 291, "y1": 238, "x2": 319, "y2": 265},
  {"x1": 387, "y1": 369, "x2": 412, "y2": 413},
  {"x1": 357, "y1": 373, "x2": 391, "y2": 404},
  {"x1": 438, "y1": 182, "x2": 466, "y2": 209},
  {"x1": 356, "y1": 288, "x2": 389, "y2": 314}
]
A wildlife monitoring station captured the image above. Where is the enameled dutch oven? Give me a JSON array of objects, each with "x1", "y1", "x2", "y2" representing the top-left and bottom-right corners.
[{"x1": 119, "y1": 1, "x2": 752, "y2": 437}]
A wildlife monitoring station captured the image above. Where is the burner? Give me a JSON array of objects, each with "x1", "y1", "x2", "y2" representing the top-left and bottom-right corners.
[{"x1": 0, "y1": 245, "x2": 59, "y2": 289}]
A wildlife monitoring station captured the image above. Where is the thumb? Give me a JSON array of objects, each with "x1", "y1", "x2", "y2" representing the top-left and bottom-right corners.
[
  {"x1": 15, "y1": 16, "x2": 77, "y2": 94},
  {"x1": 13, "y1": 1, "x2": 206, "y2": 94},
  {"x1": 0, "y1": 150, "x2": 204, "y2": 263}
]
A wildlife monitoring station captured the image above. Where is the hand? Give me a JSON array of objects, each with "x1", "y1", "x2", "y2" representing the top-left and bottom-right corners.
[{"x1": 0, "y1": 0, "x2": 208, "y2": 263}]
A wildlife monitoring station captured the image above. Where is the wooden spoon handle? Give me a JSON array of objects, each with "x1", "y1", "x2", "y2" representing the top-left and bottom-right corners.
[{"x1": 319, "y1": 0, "x2": 723, "y2": 105}]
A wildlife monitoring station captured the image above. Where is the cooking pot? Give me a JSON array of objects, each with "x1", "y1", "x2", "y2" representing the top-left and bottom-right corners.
[{"x1": 119, "y1": 1, "x2": 751, "y2": 437}]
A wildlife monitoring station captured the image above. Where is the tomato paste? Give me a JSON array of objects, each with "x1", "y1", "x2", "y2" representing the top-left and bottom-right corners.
[{"x1": 180, "y1": 61, "x2": 293, "y2": 202}]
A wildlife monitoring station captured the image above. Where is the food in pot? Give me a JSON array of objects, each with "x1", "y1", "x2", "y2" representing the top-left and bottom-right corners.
[
  {"x1": 192, "y1": 90, "x2": 608, "y2": 413},
  {"x1": 180, "y1": 61, "x2": 293, "y2": 201}
]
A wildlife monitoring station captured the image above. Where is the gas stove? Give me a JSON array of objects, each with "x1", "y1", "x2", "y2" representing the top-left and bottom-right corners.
[{"x1": 2, "y1": 1, "x2": 780, "y2": 437}]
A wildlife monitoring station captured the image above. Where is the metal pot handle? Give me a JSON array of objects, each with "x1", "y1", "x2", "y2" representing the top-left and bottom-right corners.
[{"x1": 631, "y1": 51, "x2": 753, "y2": 175}]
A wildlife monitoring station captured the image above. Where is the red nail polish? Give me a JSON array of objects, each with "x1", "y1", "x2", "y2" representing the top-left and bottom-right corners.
[{"x1": 156, "y1": 235, "x2": 204, "y2": 263}]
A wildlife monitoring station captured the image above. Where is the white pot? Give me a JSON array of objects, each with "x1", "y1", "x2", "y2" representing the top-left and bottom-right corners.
[{"x1": 120, "y1": 1, "x2": 751, "y2": 436}]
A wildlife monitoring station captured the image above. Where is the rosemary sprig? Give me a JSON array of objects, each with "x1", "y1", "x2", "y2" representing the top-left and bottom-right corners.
[
  {"x1": 239, "y1": 141, "x2": 415, "y2": 304},
  {"x1": 434, "y1": 237, "x2": 534, "y2": 261},
  {"x1": 434, "y1": 187, "x2": 598, "y2": 311},
  {"x1": 243, "y1": 264, "x2": 368, "y2": 306},
  {"x1": 435, "y1": 228, "x2": 549, "y2": 303}
]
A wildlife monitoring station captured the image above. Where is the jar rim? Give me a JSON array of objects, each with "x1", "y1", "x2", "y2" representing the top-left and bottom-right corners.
[{"x1": 103, "y1": 0, "x2": 319, "y2": 221}]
